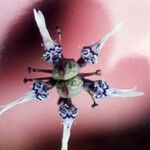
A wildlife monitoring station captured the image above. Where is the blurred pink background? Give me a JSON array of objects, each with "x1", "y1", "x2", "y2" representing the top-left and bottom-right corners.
[{"x1": 0, "y1": 0, "x2": 149, "y2": 149}]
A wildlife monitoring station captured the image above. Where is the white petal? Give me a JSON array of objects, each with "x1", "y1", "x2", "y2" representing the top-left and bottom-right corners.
[
  {"x1": 61, "y1": 123, "x2": 72, "y2": 150},
  {"x1": 59, "y1": 104, "x2": 78, "y2": 150},
  {"x1": 0, "y1": 90, "x2": 35, "y2": 116},
  {"x1": 33, "y1": 9, "x2": 54, "y2": 50},
  {"x1": 80, "y1": 21, "x2": 124, "y2": 65},
  {"x1": 113, "y1": 88, "x2": 144, "y2": 97},
  {"x1": 91, "y1": 80, "x2": 144, "y2": 100},
  {"x1": 95, "y1": 21, "x2": 124, "y2": 53}
]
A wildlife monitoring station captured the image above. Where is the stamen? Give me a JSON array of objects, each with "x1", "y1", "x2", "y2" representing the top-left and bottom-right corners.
[
  {"x1": 23, "y1": 77, "x2": 50, "y2": 83},
  {"x1": 56, "y1": 26, "x2": 62, "y2": 45},
  {"x1": 80, "y1": 69, "x2": 101, "y2": 77},
  {"x1": 27, "y1": 67, "x2": 52, "y2": 73}
]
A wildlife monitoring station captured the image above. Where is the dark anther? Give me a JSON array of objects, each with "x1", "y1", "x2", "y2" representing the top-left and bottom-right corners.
[
  {"x1": 56, "y1": 26, "x2": 61, "y2": 33},
  {"x1": 91, "y1": 102, "x2": 98, "y2": 108},
  {"x1": 23, "y1": 78, "x2": 28, "y2": 83},
  {"x1": 27, "y1": 66, "x2": 33, "y2": 73},
  {"x1": 56, "y1": 26, "x2": 61, "y2": 29},
  {"x1": 95, "y1": 70, "x2": 101, "y2": 76}
]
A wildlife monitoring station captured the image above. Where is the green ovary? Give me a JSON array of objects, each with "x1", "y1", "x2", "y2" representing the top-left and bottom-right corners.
[
  {"x1": 56, "y1": 76, "x2": 83, "y2": 98},
  {"x1": 52, "y1": 59, "x2": 80, "y2": 80}
]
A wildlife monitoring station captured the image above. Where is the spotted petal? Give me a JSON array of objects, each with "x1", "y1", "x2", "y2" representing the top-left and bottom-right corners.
[
  {"x1": 59, "y1": 104, "x2": 78, "y2": 150},
  {"x1": 83, "y1": 79, "x2": 144, "y2": 100},
  {"x1": 91, "y1": 80, "x2": 144, "y2": 100},
  {"x1": 0, "y1": 80, "x2": 50, "y2": 116},
  {"x1": 32, "y1": 80, "x2": 49, "y2": 100},
  {"x1": 33, "y1": 9, "x2": 63, "y2": 64},
  {"x1": 78, "y1": 22, "x2": 124, "y2": 66}
]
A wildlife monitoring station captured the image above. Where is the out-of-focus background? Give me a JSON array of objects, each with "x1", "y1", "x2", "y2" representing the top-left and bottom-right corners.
[{"x1": 0, "y1": 0, "x2": 149, "y2": 149}]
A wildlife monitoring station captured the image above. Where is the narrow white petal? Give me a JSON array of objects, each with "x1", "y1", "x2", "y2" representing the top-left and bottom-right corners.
[
  {"x1": 96, "y1": 21, "x2": 124, "y2": 53},
  {"x1": 61, "y1": 123, "x2": 72, "y2": 150},
  {"x1": 37, "y1": 10, "x2": 46, "y2": 27},
  {"x1": 114, "y1": 86, "x2": 137, "y2": 92},
  {"x1": 113, "y1": 88, "x2": 144, "y2": 97},
  {"x1": 0, "y1": 90, "x2": 35, "y2": 116},
  {"x1": 59, "y1": 104, "x2": 78, "y2": 150},
  {"x1": 33, "y1": 9, "x2": 54, "y2": 50},
  {"x1": 80, "y1": 22, "x2": 124, "y2": 65}
]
